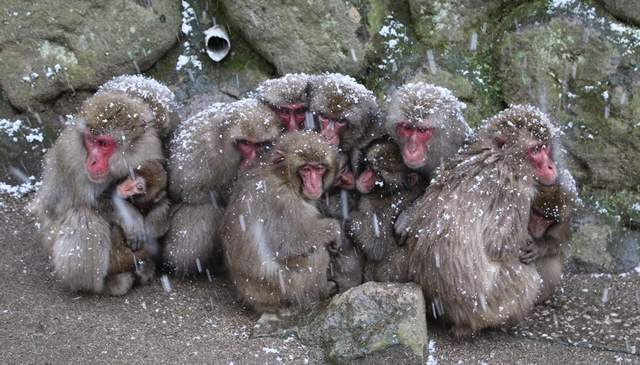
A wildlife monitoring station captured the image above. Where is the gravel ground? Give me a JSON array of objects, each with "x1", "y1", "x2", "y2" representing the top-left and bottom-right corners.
[{"x1": 1, "y1": 194, "x2": 639, "y2": 365}]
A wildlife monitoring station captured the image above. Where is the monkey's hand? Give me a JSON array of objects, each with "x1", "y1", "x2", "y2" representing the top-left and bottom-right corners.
[
  {"x1": 112, "y1": 198, "x2": 147, "y2": 251},
  {"x1": 394, "y1": 211, "x2": 412, "y2": 246},
  {"x1": 519, "y1": 241, "x2": 541, "y2": 264}
]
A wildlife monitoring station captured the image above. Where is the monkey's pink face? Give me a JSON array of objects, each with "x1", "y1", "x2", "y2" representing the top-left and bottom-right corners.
[
  {"x1": 276, "y1": 104, "x2": 307, "y2": 132},
  {"x1": 84, "y1": 130, "x2": 116, "y2": 182},
  {"x1": 355, "y1": 166, "x2": 379, "y2": 194},
  {"x1": 299, "y1": 163, "x2": 327, "y2": 200},
  {"x1": 334, "y1": 163, "x2": 355, "y2": 190},
  {"x1": 396, "y1": 122, "x2": 434, "y2": 169},
  {"x1": 318, "y1": 115, "x2": 347, "y2": 146},
  {"x1": 526, "y1": 142, "x2": 557, "y2": 185},
  {"x1": 116, "y1": 175, "x2": 146, "y2": 199},
  {"x1": 237, "y1": 139, "x2": 273, "y2": 171},
  {"x1": 528, "y1": 211, "x2": 555, "y2": 239}
]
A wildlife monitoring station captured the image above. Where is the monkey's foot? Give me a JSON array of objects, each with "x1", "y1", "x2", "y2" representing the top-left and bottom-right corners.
[
  {"x1": 103, "y1": 272, "x2": 135, "y2": 296},
  {"x1": 135, "y1": 260, "x2": 156, "y2": 284},
  {"x1": 449, "y1": 324, "x2": 475, "y2": 340}
]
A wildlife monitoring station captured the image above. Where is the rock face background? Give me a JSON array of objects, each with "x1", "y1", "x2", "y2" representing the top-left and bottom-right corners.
[{"x1": 0, "y1": 0, "x2": 638, "y2": 273}]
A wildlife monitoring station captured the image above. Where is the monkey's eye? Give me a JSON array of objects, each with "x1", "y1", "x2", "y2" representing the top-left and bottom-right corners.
[
  {"x1": 295, "y1": 108, "x2": 307, "y2": 116},
  {"x1": 417, "y1": 126, "x2": 434, "y2": 134},
  {"x1": 529, "y1": 144, "x2": 542, "y2": 154},
  {"x1": 335, "y1": 119, "x2": 347, "y2": 126},
  {"x1": 136, "y1": 184, "x2": 145, "y2": 193},
  {"x1": 99, "y1": 140, "x2": 110, "y2": 147},
  {"x1": 277, "y1": 107, "x2": 290, "y2": 115},
  {"x1": 314, "y1": 165, "x2": 326, "y2": 174},
  {"x1": 401, "y1": 123, "x2": 415, "y2": 131},
  {"x1": 238, "y1": 140, "x2": 251, "y2": 146}
]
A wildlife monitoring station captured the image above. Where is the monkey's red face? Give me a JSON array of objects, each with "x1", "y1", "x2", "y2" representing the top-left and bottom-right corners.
[
  {"x1": 276, "y1": 104, "x2": 307, "y2": 132},
  {"x1": 237, "y1": 139, "x2": 273, "y2": 171},
  {"x1": 396, "y1": 122, "x2": 434, "y2": 169},
  {"x1": 334, "y1": 164, "x2": 355, "y2": 190},
  {"x1": 116, "y1": 175, "x2": 147, "y2": 199},
  {"x1": 84, "y1": 130, "x2": 116, "y2": 182},
  {"x1": 299, "y1": 163, "x2": 327, "y2": 200},
  {"x1": 528, "y1": 211, "x2": 555, "y2": 239},
  {"x1": 355, "y1": 166, "x2": 379, "y2": 194},
  {"x1": 318, "y1": 115, "x2": 347, "y2": 146},
  {"x1": 526, "y1": 142, "x2": 557, "y2": 185}
]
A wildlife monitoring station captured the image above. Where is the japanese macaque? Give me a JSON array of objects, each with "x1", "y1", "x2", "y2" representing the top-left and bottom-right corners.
[
  {"x1": 28, "y1": 91, "x2": 164, "y2": 295},
  {"x1": 520, "y1": 170, "x2": 577, "y2": 303},
  {"x1": 322, "y1": 152, "x2": 364, "y2": 293},
  {"x1": 99, "y1": 159, "x2": 170, "y2": 295},
  {"x1": 308, "y1": 73, "x2": 381, "y2": 291},
  {"x1": 96, "y1": 74, "x2": 180, "y2": 139},
  {"x1": 164, "y1": 99, "x2": 283, "y2": 276},
  {"x1": 114, "y1": 159, "x2": 170, "y2": 240},
  {"x1": 219, "y1": 131, "x2": 341, "y2": 313},
  {"x1": 397, "y1": 105, "x2": 560, "y2": 338},
  {"x1": 308, "y1": 73, "x2": 382, "y2": 165},
  {"x1": 385, "y1": 82, "x2": 473, "y2": 180},
  {"x1": 253, "y1": 73, "x2": 312, "y2": 132},
  {"x1": 346, "y1": 138, "x2": 423, "y2": 283}
]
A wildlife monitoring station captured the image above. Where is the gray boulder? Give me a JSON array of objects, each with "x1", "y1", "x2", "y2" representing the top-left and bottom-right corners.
[
  {"x1": 0, "y1": 0, "x2": 181, "y2": 113},
  {"x1": 596, "y1": 0, "x2": 640, "y2": 26},
  {"x1": 220, "y1": 0, "x2": 368, "y2": 76},
  {"x1": 252, "y1": 282, "x2": 427, "y2": 364}
]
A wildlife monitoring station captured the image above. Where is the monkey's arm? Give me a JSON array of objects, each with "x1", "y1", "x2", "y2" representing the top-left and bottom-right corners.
[
  {"x1": 393, "y1": 201, "x2": 418, "y2": 246},
  {"x1": 144, "y1": 198, "x2": 171, "y2": 238},
  {"x1": 346, "y1": 212, "x2": 388, "y2": 261},
  {"x1": 98, "y1": 194, "x2": 146, "y2": 251}
]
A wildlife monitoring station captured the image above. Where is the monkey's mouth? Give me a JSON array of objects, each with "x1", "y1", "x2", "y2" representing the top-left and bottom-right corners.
[
  {"x1": 404, "y1": 157, "x2": 425, "y2": 169},
  {"x1": 87, "y1": 171, "x2": 109, "y2": 182}
]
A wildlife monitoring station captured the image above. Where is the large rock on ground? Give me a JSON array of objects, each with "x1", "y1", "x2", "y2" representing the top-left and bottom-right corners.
[
  {"x1": 252, "y1": 282, "x2": 427, "y2": 364},
  {"x1": 0, "y1": 0, "x2": 181, "y2": 112},
  {"x1": 220, "y1": 0, "x2": 368, "y2": 76}
]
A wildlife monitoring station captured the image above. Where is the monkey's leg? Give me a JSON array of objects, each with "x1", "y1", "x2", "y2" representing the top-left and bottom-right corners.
[
  {"x1": 163, "y1": 203, "x2": 222, "y2": 276},
  {"x1": 49, "y1": 207, "x2": 111, "y2": 293}
]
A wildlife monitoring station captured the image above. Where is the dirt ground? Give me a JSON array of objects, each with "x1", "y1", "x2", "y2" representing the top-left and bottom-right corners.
[{"x1": 1, "y1": 193, "x2": 639, "y2": 365}]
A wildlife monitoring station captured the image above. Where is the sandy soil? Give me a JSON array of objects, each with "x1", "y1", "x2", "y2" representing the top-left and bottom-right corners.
[{"x1": 1, "y1": 194, "x2": 639, "y2": 364}]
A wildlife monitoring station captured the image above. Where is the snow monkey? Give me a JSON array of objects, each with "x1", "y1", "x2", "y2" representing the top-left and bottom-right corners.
[
  {"x1": 308, "y1": 73, "x2": 382, "y2": 291},
  {"x1": 219, "y1": 131, "x2": 342, "y2": 313},
  {"x1": 29, "y1": 89, "x2": 165, "y2": 295},
  {"x1": 164, "y1": 99, "x2": 283, "y2": 276},
  {"x1": 520, "y1": 170, "x2": 577, "y2": 304},
  {"x1": 114, "y1": 159, "x2": 170, "y2": 240},
  {"x1": 397, "y1": 105, "x2": 560, "y2": 338},
  {"x1": 385, "y1": 82, "x2": 473, "y2": 180},
  {"x1": 253, "y1": 73, "x2": 312, "y2": 132},
  {"x1": 346, "y1": 137, "x2": 423, "y2": 283},
  {"x1": 321, "y1": 152, "x2": 363, "y2": 293}
]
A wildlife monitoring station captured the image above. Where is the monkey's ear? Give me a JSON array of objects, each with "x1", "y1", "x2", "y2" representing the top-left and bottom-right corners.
[
  {"x1": 492, "y1": 135, "x2": 508, "y2": 150},
  {"x1": 405, "y1": 173, "x2": 419, "y2": 188},
  {"x1": 273, "y1": 150, "x2": 286, "y2": 165}
]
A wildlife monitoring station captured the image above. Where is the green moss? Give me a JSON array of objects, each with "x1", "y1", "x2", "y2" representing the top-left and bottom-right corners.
[{"x1": 580, "y1": 185, "x2": 640, "y2": 229}]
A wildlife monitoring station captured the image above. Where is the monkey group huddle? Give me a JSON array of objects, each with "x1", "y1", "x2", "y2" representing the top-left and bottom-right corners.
[{"x1": 29, "y1": 73, "x2": 576, "y2": 338}]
